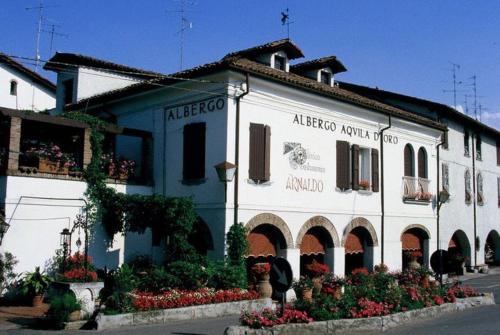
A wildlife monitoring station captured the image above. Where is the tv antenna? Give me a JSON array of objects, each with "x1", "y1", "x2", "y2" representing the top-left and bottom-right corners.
[
  {"x1": 26, "y1": 0, "x2": 58, "y2": 72},
  {"x1": 167, "y1": 0, "x2": 196, "y2": 71},
  {"x1": 442, "y1": 62, "x2": 464, "y2": 110},
  {"x1": 281, "y1": 7, "x2": 294, "y2": 39},
  {"x1": 465, "y1": 75, "x2": 483, "y2": 120},
  {"x1": 42, "y1": 22, "x2": 68, "y2": 55}
]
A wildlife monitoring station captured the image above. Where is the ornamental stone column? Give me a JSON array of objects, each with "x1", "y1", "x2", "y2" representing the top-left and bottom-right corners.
[{"x1": 333, "y1": 247, "x2": 345, "y2": 276}]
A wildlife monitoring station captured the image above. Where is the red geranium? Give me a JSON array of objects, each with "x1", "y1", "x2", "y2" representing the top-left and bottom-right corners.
[
  {"x1": 306, "y1": 260, "x2": 329, "y2": 276},
  {"x1": 251, "y1": 263, "x2": 271, "y2": 275}
]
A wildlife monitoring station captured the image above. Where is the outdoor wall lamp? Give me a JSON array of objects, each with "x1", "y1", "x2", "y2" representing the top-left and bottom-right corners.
[
  {"x1": 214, "y1": 161, "x2": 237, "y2": 203},
  {"x1": 438, "y1": 190, "x2": 450, "y2": 204},
  {"x1": 0, "y1": 216, "x2": 10, "y2": 245}
]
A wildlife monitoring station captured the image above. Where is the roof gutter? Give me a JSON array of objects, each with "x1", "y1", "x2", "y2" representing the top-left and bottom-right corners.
[
  {"x1": 233, "y1": 73, "x2": 250, "y2": 227},
  {"x1": 380, "y1": 115, "x2": 391, "y2": 264}
]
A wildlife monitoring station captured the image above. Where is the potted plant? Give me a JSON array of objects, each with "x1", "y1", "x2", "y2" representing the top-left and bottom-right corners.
[
  {"x1": 117, "y1": 156, "x2": 136, "y2": 180},
  {"x1": 292, "y1": 276, "x2": 313, "y2": 302},
  {"x1": 251, "y1": 262, "x2": 272, "y2": 298},
  {"x1": 20, "y1": 267, "x2": 51, "y2": 307},
  {"x1": 417, "y1": 192, "x2": 433, "y2": 201},
  {"x1": 48, "y1": 292, "x2": 82, "y2": 328},
  {"x1": 404, "y1": 250, "x2": 422, "y2": 270},
  {"x1": 305, "y1": 260, "x2": 329, "y2": 294},
  {"x1": 359, "y1": 179, "x2": 370, "y2": 190}
]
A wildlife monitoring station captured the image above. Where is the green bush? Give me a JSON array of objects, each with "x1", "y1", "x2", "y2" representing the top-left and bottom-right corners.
[
  {"x1": 207, "y1": 261, "x2": 247, "y2": 289},
  {"x1": 48, "y1": 293, "x2": 81, "y2": 329},
  {"x1": 102, "y1": 264, "x2": 137, "y2": 314},
  {"x1": 0, "y1": 252, "x2": 17, "y2": 292},
  {"x1": 19, "y1": 267, "x2": 51, "y2": 297},
  {"x1": 136, "y1": 266, "x2": 177, "y2": 293},
  {"x1": 168, "y1": 261, "x2": 208, "y2": 290}
]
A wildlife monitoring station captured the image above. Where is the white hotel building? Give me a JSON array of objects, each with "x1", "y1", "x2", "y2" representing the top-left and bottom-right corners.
[{"x1": 1, "y1": 40, "x2": 499, "y2": 279}]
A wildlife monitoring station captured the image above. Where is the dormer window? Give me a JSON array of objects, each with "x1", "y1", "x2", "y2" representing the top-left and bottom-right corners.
[
  {"x1": 320, "y1": 71, "x2": 331, "y2": 85},
  {"x1": 9, "y1": 80, "x2": 17, "y2": 96},
  {"x1": 274, "y1": 55, "x2": 286, "y2": 71}
]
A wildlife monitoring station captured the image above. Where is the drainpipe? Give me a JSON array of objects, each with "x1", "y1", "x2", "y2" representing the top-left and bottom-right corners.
[
  {"x1": 233, "y1": 73, "x2": 250, "y2": 226},
  {"x1": 379, "y1": 115, "x2": 391, "y2": 264},
  {"x1": 436, "y1": 134, "x2": 445, "y2": 282},
  {"x1": 471, "y1": 133, "x2": 477, "y2": 267}
]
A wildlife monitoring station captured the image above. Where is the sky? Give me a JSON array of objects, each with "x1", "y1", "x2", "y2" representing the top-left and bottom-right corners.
[{"x1": 2, "y1": 1, "x2": 500, "y2": 130}]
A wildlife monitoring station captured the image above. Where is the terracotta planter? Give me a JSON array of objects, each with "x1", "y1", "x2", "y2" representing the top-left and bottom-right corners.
[
  {"x1": 32, "y1": 294, "x2": 44, "y2": 307},
  {"x1": 312, "y1": 276, "x2": 323, "y2": 295},
  {"x1": 39, "y1": 159, "x2": 68, "y2": 175},
  {"x1": 302, "y1": 288, "x2": 313, "y2": 302},
  {"x1": 257, "y1": 273, "x2": 272, "y2": 298},
  {"x1": 119, "y1": 172, "x2": 129, "y2": 181},
  {"x1": 68, "y1": 310, "x2": 81, "y2": 322}
]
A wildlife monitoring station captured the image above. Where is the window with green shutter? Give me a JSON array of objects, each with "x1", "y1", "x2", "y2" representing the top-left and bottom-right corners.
[
  {"x1": 249, "y1": 123, "x2": 271, "y2": 183},
  {"x1": 336, "y1": 141, "x2": 350, "y2": 190}
]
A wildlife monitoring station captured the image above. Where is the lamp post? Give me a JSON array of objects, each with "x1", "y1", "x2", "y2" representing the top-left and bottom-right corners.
[
  {"x1": 214, "y1": 161, "x2": 237, "y2": 203},
  {"x1": 0, "y1": 217, "x2": 10, "y2": 245},
  {"x1": 60, "y1": 228, "x2": 71, "y2": 272}
]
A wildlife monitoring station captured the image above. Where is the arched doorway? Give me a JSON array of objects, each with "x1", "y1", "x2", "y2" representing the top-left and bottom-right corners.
[
  {"x1": 448, "y1": 230, "x2": 471, "y2": 274},
  {"x1": 299, "y1": 226, "x2": 334, "y2": 276},
  {"x1": 296, "y1": 216, "x2": 339, "y2": 276},
  {"x1": 485, "y1": 230, "x2": 500, "y2": 265},
  {"x1": 342, "y1": 218, "x2": 378, "y2": 275},
  {"x1": 401, "y1": 226, "x2": 430, "y2": 270}
]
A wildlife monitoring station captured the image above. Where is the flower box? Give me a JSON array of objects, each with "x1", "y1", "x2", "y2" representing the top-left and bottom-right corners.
[{"x1": 39, "y1": 158, "x2": 68, "y2": 175}]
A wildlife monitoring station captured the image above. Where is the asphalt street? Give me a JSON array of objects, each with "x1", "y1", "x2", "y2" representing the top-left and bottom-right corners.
[{"x1": 1, "y1": 272, "x2": 499, "y2": 335}]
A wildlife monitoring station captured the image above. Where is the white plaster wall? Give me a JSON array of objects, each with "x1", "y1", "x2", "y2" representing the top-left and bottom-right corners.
[
  {"x1": 0, "y1": 176, "x2": 153, "y2": 274},
  {"x1": 0, "y1": 64, "x2": 55, "y2": 111},
  {"x1": 76, "y1": 67, "x2": 143, "y2": 101}
]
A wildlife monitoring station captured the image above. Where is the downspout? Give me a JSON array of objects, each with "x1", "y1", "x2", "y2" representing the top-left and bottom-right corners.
[
  {"x1": 471, "y1": 133, "x2": 477, "y2": 267},
  {"x1": 436, "y1": 134, "x2": 445, "y2": 282},
  {"x1": 379, "y1": 115, "x2": 391, "y2": 264},
  {"x1": 233, "y1": 73, "x2": 250, "y2": 226}
]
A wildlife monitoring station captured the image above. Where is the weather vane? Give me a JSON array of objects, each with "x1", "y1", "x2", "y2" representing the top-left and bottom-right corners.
[{"x1": 281, "y1": 8, "x2": 294, "y2": 39}]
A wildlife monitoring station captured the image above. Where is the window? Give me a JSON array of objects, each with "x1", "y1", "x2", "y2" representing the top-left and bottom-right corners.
[
  {"x1": 497, "y1": 177, "x2": 500, "y2": 207},
  {"x1": 417, "y1": 147, "x2": 428, "y2": 179},
  {"x1": 63, "y1": 79, "x2": 74, "y2": 105},
  {"x1": 183, "y1": 122, "x2": 206, "y2": 180},
  {"x1": 476, "y1": 135, "x2": 482, "y2": 161},
  {"x1": 249, "y1": 123, "x2": 271, "y2": 183},
  {"x1": 320, "y1": 71, "x2": 331, "y2": 85},
  {"x1": 404, "y1": 144, "x2": 415, "y2": 177},
  {"x1": 274, "y1": 55, "x2": 286, "y2": 71},
  {"x1": 9, "y1": 80, "x2": 17, "y2": 96},
  {"x1": 336, "y1": 141, "x2": 379, "y2": 192},
  {"x1": 464, "y1": 130, "x2": 470, "y2": 156},
  {"x1": 465, "y1": 169, "x2": 472, "y2": 204},
  {"x1": 442, "y1": 163, "x2": 449, "y2": 192},
  {"x1": 477, "y1": 172, "x2": 484, "y2": 205},
  {"x1": 497, "y1": 141, "x2": 500, "y2": 166}
]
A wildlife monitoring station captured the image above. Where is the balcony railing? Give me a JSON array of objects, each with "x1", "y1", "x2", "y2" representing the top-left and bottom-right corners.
[{"x1": 402, "y1": 176, "x2": 432, "y2": 202}]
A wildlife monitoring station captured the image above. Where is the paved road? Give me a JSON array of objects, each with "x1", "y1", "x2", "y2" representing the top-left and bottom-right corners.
[
  {"x1": 1, "y1": 272, "x2": 499, "y2": 334},
  {"x1": 367, "y1": 272, "x2": 500, "y2": 335}
]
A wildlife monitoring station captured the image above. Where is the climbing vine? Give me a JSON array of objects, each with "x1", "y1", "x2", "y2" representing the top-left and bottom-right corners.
[{"x1": 63, "y1": 112, "x2": 197, "y2": 262}]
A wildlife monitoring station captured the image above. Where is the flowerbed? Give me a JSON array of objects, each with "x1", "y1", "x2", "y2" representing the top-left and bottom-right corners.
[
  {"x1": 132, "y1": 288, "x2": 259, "y2": 311},
  {"x1": 240, "y1": 307, "x2": 312, "y2": 329},
  {"x1": 241, "y1": 267, "x2": 481, "y2": 329}
]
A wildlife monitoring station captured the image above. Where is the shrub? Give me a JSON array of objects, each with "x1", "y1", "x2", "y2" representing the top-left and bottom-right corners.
[
  {"x1": 0, "y1": 252, "x2": 17, "y2": 292},
  {"x1": 168, "y1": 261, "x2": 208, "y2": 290},
  {"x1": 136, "y1": 266, "x2": 177, "y2": 293},
  {"x1": 102, "y1": 264, "x2": 137, "y2": 314},
  {"x1": 207, "y1": 261, "x2": 247, "y2": 290},
  {"x1": 48, "y1": 292, "x2": 81, "y2": 329}
]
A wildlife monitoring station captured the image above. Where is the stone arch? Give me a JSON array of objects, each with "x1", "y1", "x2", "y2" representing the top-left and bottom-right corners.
[
  {"x1": 485, "y1": 230, "x2": 500, "y2": 265},
  {"x1": 341, "y1": 217, "x2": 378, "y2": 247},
  {"x1": 245, "y1": 213, "x2": 293, "y2": 249},
  {"x1": 188, "y1": 217, "x2": 214, "y2": 256},
  {"x1": 400, "y1": 224, "x2": 431, "y2": 241},
  {"x1": 296, "y1": 216, "x2": 340, "y2": 249}
]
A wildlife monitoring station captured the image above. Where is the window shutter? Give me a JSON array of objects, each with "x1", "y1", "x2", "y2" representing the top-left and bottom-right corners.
[
  {"x1": 351, "y1": 144, "x2": 360, "y2": 190},
  {"x1": 249, "y1": 123, "x2": 266, "y2": 181},
  {"x1": 264, "y1": 125, "x2": 271, "y2": 181},
  {"x1": 371, "y1": 148, "x2": 379, "y2": 192},
  {"x1": 404, "y1": 144, "x2": 414, "y2": 177},
  {"x1": 418, "y1": 148, "x2": 427, "y2": 178},
  {"x1": 497, "y1": 141, "x2": 500, "y2": 166},
  {"x1": 336, "y1": 141, "x2": 350, "y2": 190},
  {"x1": 442, "y1": 131, "x2": 448, "y2": 150},
  {"x1": 183, "y1": 122, "x2": 205, "y2": 180}
]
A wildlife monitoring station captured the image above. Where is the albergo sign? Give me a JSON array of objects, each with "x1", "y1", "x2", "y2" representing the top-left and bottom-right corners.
[
  {"x1": 165, "y1": 97, "x2": 225, "y2": 122},
  {"x1": 292, "y1": 113, "x2": 398, "y2": 144}
]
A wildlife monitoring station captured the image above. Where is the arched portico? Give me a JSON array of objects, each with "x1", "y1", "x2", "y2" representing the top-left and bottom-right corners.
[
  {"x1": 448, "y1": 230, "x2": 471, "y2": 274},
  {"x1": 342, "y1": 217, "x2": 378, "y2": 275},
  {"x1": 485, "y1": 230, "x2": 500, "y2": 265},
  {"x1": 296, "y1": 216, "x2": 339, "y2": 275},
  {"x1": 400, "y1": 225, "x2": 431, "y2": 269}
]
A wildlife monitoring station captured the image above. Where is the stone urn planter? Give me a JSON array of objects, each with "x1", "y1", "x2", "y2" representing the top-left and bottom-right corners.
[
  {"x1": 257, "y1": 273, "x2": 272, "y2": 299},
  {"x1": 408, "y1": 257, "x2": 421, "y2": 270},
  {"x1": 312, "y1": 277, "x2": 323, "y2": 295},
  {"x1": 68, "y1": 310, "x2": 81, "y2": 322},
  {"x1": 302, "y1": 288, "x2": 313, "y2": 302},
  {"x1": 51, "y1": 281, "x2": 104, "y2": 317}
]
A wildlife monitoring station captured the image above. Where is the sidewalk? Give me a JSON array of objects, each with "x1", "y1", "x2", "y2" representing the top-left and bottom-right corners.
[
  {"x1": 0, "y1": 303, "x2": 49, "y2": 331},
  {"x1": 448, "y1": 266, "x2": 500, "y2": 283}
]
